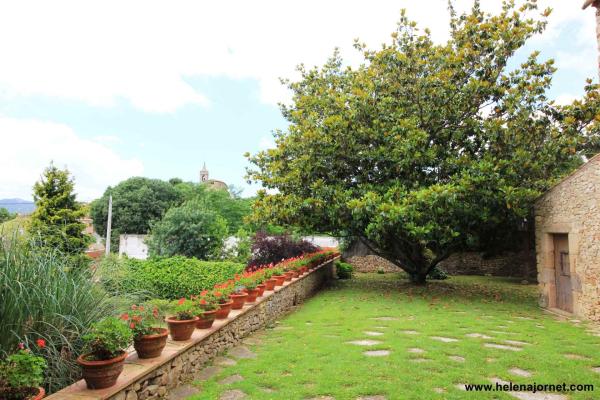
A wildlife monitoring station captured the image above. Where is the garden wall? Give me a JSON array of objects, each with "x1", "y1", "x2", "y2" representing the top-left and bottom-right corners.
[{"x1": 46, "y1": 258, "x2": 337, "y2": 400}]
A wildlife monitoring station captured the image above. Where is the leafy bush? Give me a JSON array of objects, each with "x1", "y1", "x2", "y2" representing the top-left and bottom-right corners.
[
  {"x1": 247, "y1": 232, "x2": 318, "y2": 269},
  {"x1": 147, "y1": 200, "x2": 228, "y2": 260},
  {"x1": 101, "y1": 256, "x2": 245, "y2": 299},
  {"x1": 82, "y1": 318, "x2": 133, "y2": 361},
  {"x1": 0, "y1": 349, "x2": 46, "y2": 400},
  {"x1": 335, "y1": 261, "x2": 353, "y2": 279},
  {"x1": 0, "y1": 237, "x2": 114, "y2": 392},
  {"x1": 428, "y1": 266, "x2": 449, "y2": 280}
]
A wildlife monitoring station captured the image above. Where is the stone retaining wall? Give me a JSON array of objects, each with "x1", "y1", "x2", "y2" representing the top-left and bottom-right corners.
[{"x1": 47, "y1": 259, "x2": 337, "y2": 400}]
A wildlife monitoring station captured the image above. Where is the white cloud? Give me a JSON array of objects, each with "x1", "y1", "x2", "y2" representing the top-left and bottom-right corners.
[
  {"x1": 0, "y1": 1, "x2": 595, "y2": 112},
  {"x1": 0, "y1": 116, "x2": 144, "y2": 201}
]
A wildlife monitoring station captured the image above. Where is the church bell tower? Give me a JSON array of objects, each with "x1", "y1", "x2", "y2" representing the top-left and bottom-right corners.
[{"x1": 199, "y1": 162, "x2": 209, "y2": 183}]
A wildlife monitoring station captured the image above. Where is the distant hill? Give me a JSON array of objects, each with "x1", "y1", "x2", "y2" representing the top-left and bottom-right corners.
[{"x1": 0, "y1": 198, "x2": 36, "y2": 214}]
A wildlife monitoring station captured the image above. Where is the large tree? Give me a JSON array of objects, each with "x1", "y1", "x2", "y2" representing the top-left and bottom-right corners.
[
  {"x1": 90, "y1": 177, "x2": 182, "y2": 250},
  {"x1": 247, "y1": 1, "x2": 600, "y2": 283},
  {"x1": 29, "y1": 164, "x2": 90, "y2": 255}
]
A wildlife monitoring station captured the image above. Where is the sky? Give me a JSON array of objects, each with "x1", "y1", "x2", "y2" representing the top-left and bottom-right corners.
[{"x1": 0, "y1": 0, "x2": 597, "y2": 201}]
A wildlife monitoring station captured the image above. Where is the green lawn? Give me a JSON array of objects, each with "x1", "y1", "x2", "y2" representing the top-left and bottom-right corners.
[{"x1": 189, "y1": 273, "x2": 600, "y2": 400}]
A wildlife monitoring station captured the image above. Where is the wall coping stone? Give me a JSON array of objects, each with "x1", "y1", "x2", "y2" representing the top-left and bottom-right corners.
[{"x1": 46, "y1": 257, "x2": 338, "y2": 400}]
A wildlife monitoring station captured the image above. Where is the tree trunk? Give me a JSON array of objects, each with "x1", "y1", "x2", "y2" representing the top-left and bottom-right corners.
[{"x1": 408, "y1": 272, "x2": 427, "y2": 285}]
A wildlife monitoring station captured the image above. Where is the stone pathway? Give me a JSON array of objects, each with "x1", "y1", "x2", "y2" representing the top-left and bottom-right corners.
[
  {"x1": 219, "y1": 389, "x2": 247, "y2": 400},
  {"x1": 218, "y1": 374, "x2": 244, "y2": 385},
  {"x1": 508, "y1": 368, "x2": 532, "y2": 377},
  {"x1": 465, "y1": 333, "x2": 492, "y2": 339},
  {"x1": 430, "y1": 336, "x2": 459, "y2": 343},
  {"x1": 228, "y1": 345, "x2": 257, "y2": 359},
  {"x1": 347, "y1": 340, "x2": 382, "y2": 346},
  {"x1": 364, "y1": 331, "x2": 384, "y2": 336},
  {"x1": 168, "y1": 384, "x2": 201, "y2": 400},
  {"x1": 214, "y1": 356, "x2": 237, "y2": 366},
  {"x1": 364, "y1": 350, "x2": 391, "y2": 357},
  {"x1": 484, "y1": 343, "x2": 522, "y2": 351}
]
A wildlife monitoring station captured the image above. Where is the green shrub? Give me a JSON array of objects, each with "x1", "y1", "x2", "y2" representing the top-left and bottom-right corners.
[
  {"x1": 82, "y1": 318, "x2": 133, "y2": 361},
  {"x1": 428, "y1": 266, "x2": 449, "y2": 280},
  {"x1": 103, "y1": 256, "x2": 245, "y2": 299},
  {"x1": 0, "y1": 349, "x2": 46, "y2": 400},
  {"x1": 0, "y1": 236, "x2": 114, "y2": 392},
  {"x1": 335, "y1": 261, "x2": 353, "y2": 279},
  {"x1": 377, "y1": 268, "x2": 385, "y2": 274}
]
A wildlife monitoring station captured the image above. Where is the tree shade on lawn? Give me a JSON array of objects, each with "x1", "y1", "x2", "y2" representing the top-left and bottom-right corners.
[{"x1": 246, "y1": 1, "x2": 600, "y2": 283}]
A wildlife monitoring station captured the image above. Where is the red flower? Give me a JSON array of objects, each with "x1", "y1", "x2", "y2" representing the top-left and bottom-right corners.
[
  {"x1": 120, "y1": 313, "x2": 129, "y2": 321},
  {"x1": 215, "y1": 291, "x2": 222, "y2": 297},
  {"x1": 18, "y1": 342, "x2": 25, "y2": 350},
  {"x1": 130, "y1": 322, "x2": 136, "y2": 329},
  {"x1": 200, "y1": 299, "x2": 207, "y2": 305},
  {"x1": 36, "y1": 339, "x2": 46, "y2": 348},
  {"x1": 131, "y1": 304, "x2": 137, "y2": 310},
  {"x1": 153, "y1": 307, "x2": 159, "y2": 318},
  {"x1": 139, "y1": 305, "x2": 144, "y2": 311},
  {"x1": 200, "y1": 290, "x2": 208, "y2": 296},
  {"x1": 178, "y1": 298, "x2": 186, "y2": 305}
]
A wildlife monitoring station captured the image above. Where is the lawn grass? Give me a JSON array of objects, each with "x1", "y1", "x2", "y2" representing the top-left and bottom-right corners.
[{"x1": 189, "y1": 273, "x2": 600, "y2": 399}]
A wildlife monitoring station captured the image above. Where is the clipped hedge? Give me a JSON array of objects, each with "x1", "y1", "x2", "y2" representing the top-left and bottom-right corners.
[{"x1": 103, "y1": 256, "x2": 245, "y2": 299}]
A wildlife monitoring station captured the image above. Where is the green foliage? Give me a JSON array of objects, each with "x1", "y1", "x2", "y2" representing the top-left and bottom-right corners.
[
  {"x1": 247, "y1": 1, "x2": 600, "y2": 284},
  {"x1": 90, "y1": 177, "x2": 182, "y2": 251},
  {"x1": 82, "y1": 317, "x2": 133, "y2": 361},
  {"x1": 0, "y1": 350, "x2": 46, "y2": 395},
  {"x1": 335, "y1": 261, "x2": 353, "y2": 279},
  {"x1": 147, "y1": 200, "x2": 228, "y2": 260},
  {"x1": 0, "y1": 208, "x2": 16, "y2": 224},
  {"x1": 0, "y1": 237, "x2": 114, "y2": 392},
  {"x1": 173, "y1": 182, "x2": 253, "y2": 234},
  {"x1": 28, "y1": 163, "x2": 90, "y2": 256},
  {"x1": 172, "y1": 299, "x2": 198, "y2": 320},
  {"x1": 98, "y1": 256, "x2": 245, "y2": 299},
  {"x1": 428, "y1": 266, "x2": 449, "y2": 280}
]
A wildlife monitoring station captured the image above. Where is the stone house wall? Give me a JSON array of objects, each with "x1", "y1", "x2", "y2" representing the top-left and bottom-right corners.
[
  {"x1": 47, "y1": 259, "x2": 336, "y2": 400},
  {"x1": 535, "y1": 155, "x2": 600, "y2": 322}
]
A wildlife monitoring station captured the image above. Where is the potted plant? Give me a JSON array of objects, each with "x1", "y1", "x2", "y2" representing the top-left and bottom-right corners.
[
  {"x1": 0, "y1": 342, "x2": 47, "y2": 400},
  {"x1": 122, "y1": 304, "x2": 167, "y2": 359},
  {"x1": 229, "y1": 283, "x2": 248, "y2": 310},
  {"x1": 78, "y1": 317, "x2": 133, "y2": 389},
  {"x1": 241, "y1": 273, "x2": 260, "y2": 303},
  {"x1": 195, "y1": 291, "x2": 219, "y2": 329},
  {"x1": 166, "y1": 298, "x2": 199, "y2": 341},
  {"x1": 263, "y1": 268, "x2": 277, "y2": 291},
  {"x1": 213, "y1": 284, "x2": 234, "y2": 319},
  {"x1": 271, "y1": 266, "x2": 286, "y2": 286}
]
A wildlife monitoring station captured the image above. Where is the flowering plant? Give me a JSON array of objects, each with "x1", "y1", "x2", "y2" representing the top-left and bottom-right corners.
[
  {"x1": 120, "y1": 304, "x2": 163, "y2": 338},
  {"x1": 213, "y1": 283, "x2": 233, "y2": 303},
  {"x1": 0, "y1": 342, "x2": 47, "y2": 400},
  {"x1": 194, "y1": 291, "x2": 219, "y2": 312},
  {"x1": 240, "y1": 272, "x2": 258, "y2": 290},
  {"x1": 172, "y1": 298, "x2": 197, "y2": 320}
]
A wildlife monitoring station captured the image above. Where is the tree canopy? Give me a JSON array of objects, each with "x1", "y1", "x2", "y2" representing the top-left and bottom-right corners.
[
  {"x1": 147, "y1": 200, "x2": 228, "y2": 260},
  {"x1": 90, "y1": 177, "x2": 182, "y2": 249},
  {"x1": 29, "y1": 164, "x2": 90, "y2": 255},
  {"x1": 247, "y1": 1, "x2": 600, "y2": 283}
]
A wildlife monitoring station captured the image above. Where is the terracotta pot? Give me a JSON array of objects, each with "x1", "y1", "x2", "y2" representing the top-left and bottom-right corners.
[
  {"x1": 196, "y1": 309, "x2": 217, "y2": 329},
  {"x1": 265, "y1": 278, "x2": 276, "y2": 290},
  {"x1": 133, "y1": 328, "x2": 168, "y2": 359},
  {"x1": 284, "y1": 271, "x2": 294, "y2": 281},
  {"x1": 256, "y1": 283, "x2": 266, "y2": 297},
  {"x1": 77, "y1": 351, "x2": 128, "y2": 389},
  {"x1": 246, "y1": 288, "x2": 259, "y2": 303},
  {"x1": 293, "y1": 270, "x2": 301, "y2": 278},
  {"x1": 216, "y1": 300, "x2": 233, "y2": 319},
  {"x1": 30, "y1": 387, "x2": 45, "y2": 400},
  {"x1": 166, "y1": 317, "x2": 199, "y2": 341},
  {"x1": 229, "y1": 292, "x2": 248, "y2": 309},
  {"x1": 273, "y1": 275, "x2": 285, "y2": 286}
]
